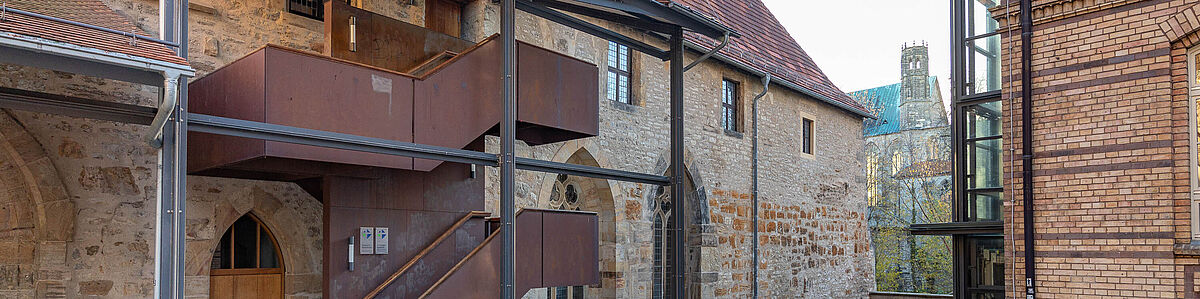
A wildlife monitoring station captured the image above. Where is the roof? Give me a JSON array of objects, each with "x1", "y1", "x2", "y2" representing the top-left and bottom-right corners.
[
  {"x1": 894, "y1": 160, "x2": 951, "y2": 179},
  {"x1": 848, "y1": 76, "x2": 938, "y2": 137},
  {"x1": 0, "y1": 0, "x2": 188, "y2": 66},
  {"x1": 663, "y1": 0, "x2": 870, "y2": 116}
]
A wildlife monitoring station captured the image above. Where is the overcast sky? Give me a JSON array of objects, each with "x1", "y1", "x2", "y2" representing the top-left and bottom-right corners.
[{"x1": 761, "y1": 0, "x2": 951, "y2": 105}]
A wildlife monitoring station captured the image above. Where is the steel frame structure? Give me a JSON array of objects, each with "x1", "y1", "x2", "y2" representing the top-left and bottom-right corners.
[{"x1": 0, "y1": 0, "x2": 735, "y2": 298}]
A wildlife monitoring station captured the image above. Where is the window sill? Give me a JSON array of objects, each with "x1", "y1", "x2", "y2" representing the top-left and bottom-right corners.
[
  {"x1": 723, "y1": 129, "x2": 743, "y2": 139},
  {"x1": 608, "y1": 100, "x2": 638, "y2": 113}
]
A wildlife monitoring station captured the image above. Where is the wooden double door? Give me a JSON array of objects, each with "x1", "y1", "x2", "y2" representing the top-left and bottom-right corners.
[{"x1": 210, "y1": 214, "x2": 285, "y2": 299}]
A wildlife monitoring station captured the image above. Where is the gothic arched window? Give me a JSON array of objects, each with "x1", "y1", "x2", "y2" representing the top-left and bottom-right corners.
[{"x1": 211, "y1": 213, "x2": 282, "y2": 271}]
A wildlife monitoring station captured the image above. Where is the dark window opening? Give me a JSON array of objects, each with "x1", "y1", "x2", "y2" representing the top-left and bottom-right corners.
[
  {"x1": 607, "y1": 41, "x2": 633, "y2": 105},
  {"x1": 802, "y1": 118, "x2": 814, "y2": 155},
  {"x1": 964, "y1": 236, "x2": 1004, "y2": 298},
  {"x1": 722, "y1": 79, "x2": 740, "y2": 132},
  {"x1": 211, "y1": 214, "x2": 282, "y2": 271}
]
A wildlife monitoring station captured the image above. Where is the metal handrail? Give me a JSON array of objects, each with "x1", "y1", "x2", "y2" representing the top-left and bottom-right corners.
[{"x1": 0, "y1": 5, "x2": 180, "y2": 48}]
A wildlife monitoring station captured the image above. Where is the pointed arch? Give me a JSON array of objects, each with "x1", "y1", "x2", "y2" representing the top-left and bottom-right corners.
[{"x1": 535, "y1": 140, "x2": 619, "y2": 298}]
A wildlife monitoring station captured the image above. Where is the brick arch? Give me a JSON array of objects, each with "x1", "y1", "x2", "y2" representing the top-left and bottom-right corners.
[
  {"x1": 185, "y1": 181, "x2": 323, "y2": 298},
  {"x1": 1159, "y1": 4, "x2": 1200, "y2": 47},
  {"x1": 0, "y1": 109, "x2": 73, "y2": 297},
  {"x1": 535, "y1": 140, "x2": 620, "y2": 298}
]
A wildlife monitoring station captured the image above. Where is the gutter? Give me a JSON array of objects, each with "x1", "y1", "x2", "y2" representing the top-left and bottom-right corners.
[
  {"x1": 750, "y1": 73, "x2": 771, "y2": 299},
  {"x1": 1019, "y1": 0, "x2": 1036, "y2": 296},
  {"x1": 0, "y1": 30, "x2": 195, "y2": 148},
  {"x1": 683, "y1": 40, "x2": 875, "y2": 119}
]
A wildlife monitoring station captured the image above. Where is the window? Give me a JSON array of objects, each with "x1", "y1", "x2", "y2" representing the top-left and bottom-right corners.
[
  {"x1": 962, "y1": 101, "x2": 1002, "y2": 221},
  {"x1": 289, "y1": 0, "x2": 359, "y2": 20},
  {"x1": 652, "y1": 186, "x2": 674, "y2": 299},
  {"x1": 964, "y1": 236, "x2": 1004, "y2": 298},
  {"x1": 722, "y1": 79, "x2": 740, "y2": 132},
  {"x1": 211, "y1": 214, "x2": 282, "y2": 271},
  {"x1": 802, "y1": 118, "x2": 814, "y2": 155},
  {"x1": 607, "y1": 41, "x2": 633, "y2": 105},
  {"x1": 547, "y1": 286, "x2": 584, "y2": 299}
]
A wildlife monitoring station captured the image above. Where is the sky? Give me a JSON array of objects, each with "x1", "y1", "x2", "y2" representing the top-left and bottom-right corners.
[{"x1": 761, "y1": 0, "x2": 952, "y2": 108}]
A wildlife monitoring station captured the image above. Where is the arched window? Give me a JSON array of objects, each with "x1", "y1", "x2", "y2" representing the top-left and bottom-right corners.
[
  {"x1": 210, "y1": 213, "x2": 284, "y2": 298},
  {"x1": 652, "y1": 185, "x2": 673, "y2": 299},
  {"x1": 211, "y1": 213, "x2": 282, "y2": 271}
]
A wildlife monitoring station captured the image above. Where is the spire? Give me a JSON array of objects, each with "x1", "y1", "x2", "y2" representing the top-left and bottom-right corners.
[{"x1": 900, "y1": 42, "x2": 929, "y2": 101}]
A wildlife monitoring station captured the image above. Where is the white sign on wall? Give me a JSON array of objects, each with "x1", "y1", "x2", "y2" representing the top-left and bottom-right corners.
[
  {"x1": 359, "y1": 227, "x2": 375, "y2": 255},
  {"x1": 374, "y1": 227, "x2": 389, "y2": 255}
]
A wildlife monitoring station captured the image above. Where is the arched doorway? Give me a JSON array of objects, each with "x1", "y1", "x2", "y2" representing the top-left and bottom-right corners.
[{"x1": 210, "y1": 213, "x2": 284, "y2": 299}]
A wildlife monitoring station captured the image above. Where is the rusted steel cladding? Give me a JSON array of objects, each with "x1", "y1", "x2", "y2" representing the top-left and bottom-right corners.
[{"x1": 325, "y1": 0, "x2": 473, "y2": 72}]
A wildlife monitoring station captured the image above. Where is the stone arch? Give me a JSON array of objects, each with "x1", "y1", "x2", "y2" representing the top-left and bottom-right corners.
[
  {"x1": 0, "y1": 110, "x2": 73, "y2": 297},
  {"x1": 646, "y1": 148, "x2": 710, "y2": 299},
  {"x1": 535, "y1": 140, "x2": 620, "y2": 298},
  {"x1": 184, "y1": 180, "x2": 323, "y2": 298}
]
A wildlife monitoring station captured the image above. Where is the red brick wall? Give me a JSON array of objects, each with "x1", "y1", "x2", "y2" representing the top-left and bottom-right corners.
[{"x1": 1002, "y1": 0, "x2": 1200, "y2": 297}]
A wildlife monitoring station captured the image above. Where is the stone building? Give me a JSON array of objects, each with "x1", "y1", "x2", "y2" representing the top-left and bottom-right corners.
[
  {"x1": 913, "y1": 0, "x2": 1200, "y2": 298},
  {"x1": 0, "y1": 0, "x2": 875, "y2": 298},
  {"x1": 849, "y1": 43, "x2": 952, "y2": 294}
]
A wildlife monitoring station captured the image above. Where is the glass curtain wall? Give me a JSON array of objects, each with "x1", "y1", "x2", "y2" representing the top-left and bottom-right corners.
[{"x1": 952, "y1": 0, "x2": 1005, "y2": 298}]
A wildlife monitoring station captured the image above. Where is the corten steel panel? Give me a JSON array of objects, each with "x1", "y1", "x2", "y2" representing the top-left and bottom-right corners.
[
  {"x1": 378, "y1": 217, "x2": 487, "y2": 299},
  {"x1": 186, "y1": 50, "x2": 267, "y2": 173},
  {"x1": 517, "y1": 42, "x2": 600, "y2": 139},
  {"x1": 540, "y1": 211, "x2": 600, "y2": 287},
  {"x1": 413, "y1": 38, "x2": 504, "y2": 171},
  {"x1": 423, "y1": 234, "x2": 503, "y2": 298},
  {"x1": 323, "y1": 157, "x2": 485, "y2": 298},
  {"x1": 514, "y1": 211, "x2": 544, "y2": 294},
  {"x1": 325, "y1": 1, "x2": 474, "y2": 73},
  {"x1": 423, "y1": 210, "x2": 600, "y2": 298},
  {"x1": 262, "y1": 47, "x2": 417, "y2": 170}
]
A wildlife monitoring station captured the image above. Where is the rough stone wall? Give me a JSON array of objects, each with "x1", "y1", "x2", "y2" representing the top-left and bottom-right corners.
[
  {"x1": 0, "y1": 0, "x2": 873, "y2": 298},
  {"x1": 481, "y1": 10, "x2": 875, "y2": 298}
]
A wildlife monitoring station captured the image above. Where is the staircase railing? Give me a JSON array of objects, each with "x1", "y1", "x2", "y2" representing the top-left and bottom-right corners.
[{"x1": 362, "y1": 211, "x2": 492, "y2": 299}]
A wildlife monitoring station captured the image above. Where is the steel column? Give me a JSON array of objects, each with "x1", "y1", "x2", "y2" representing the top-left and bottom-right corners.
[
  {"x1": 501, "y1": 0, "x2": 517, "y2": 298},
  {"x1": 155, "y1": 1, "x2": 186, "y2": 298},
  {"x1": 669, "y1": 26, "x2": 686, "y2": 299},
  {"x1": 1019, "y1": 0, "x2": 1036, "y2": 296}
]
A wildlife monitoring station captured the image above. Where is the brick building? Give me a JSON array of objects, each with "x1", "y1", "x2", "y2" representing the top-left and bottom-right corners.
[
  {"x1": 0, "y1": 0, "x2": 875, "y2": 298},
  {"x1": 913, "y1": 0, "x2": 1200, "y2": 298}
]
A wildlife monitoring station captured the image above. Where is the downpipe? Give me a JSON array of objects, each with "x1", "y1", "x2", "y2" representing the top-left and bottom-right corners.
[
  {"x1": 146, "y1": 72, "x2": 181, "y2": 147},
  {"x1": 684, "y1": 32, "x2": 729, "y2": 72},
  {"x1": 750, "y1": 73, "x2": 771, "y2": 299},
  {"x1": 1020, "y1": 0, "x2": 1036, "y2": 296}
]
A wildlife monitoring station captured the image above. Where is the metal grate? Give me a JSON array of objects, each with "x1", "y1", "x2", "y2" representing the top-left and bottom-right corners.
[{"x1": 289, "y1": 0, "x2": 351, "y2": 20}]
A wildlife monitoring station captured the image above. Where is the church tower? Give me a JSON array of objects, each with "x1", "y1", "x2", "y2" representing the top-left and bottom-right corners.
[{"x1": 900, "y1": 42, "x2": 930, "y2": 100}]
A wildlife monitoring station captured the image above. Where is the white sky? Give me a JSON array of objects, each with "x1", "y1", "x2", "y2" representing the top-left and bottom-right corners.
[{"x1": 761, "y1": 0, "x2": 952, "y2": 108}]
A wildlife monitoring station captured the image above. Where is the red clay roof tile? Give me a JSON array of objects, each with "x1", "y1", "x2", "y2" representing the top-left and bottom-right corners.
[
  {"x1": 0, "y1": 0, "x2": 188, "y2": 66},
  {"x1": 664, "y1": 0, "x2": 868, "y2": 115}
]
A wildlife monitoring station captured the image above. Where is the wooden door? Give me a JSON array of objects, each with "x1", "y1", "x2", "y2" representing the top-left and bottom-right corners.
[
  {"x1": 210, "y1": 214, "x2": 285, "y2": 298},
  {"x1": 210, "y1": 270, "x2": 284, "y2": 299},
  {"x1": 426, "y1": 0, "x2": 463, "y2": 37}
]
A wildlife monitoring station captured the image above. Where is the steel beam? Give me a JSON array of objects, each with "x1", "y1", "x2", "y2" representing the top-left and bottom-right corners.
[
  {"x1": 516, "y1": 157, "x2": 669, "y2": 185},
  {"x1": 501, "y1": 0, "x2": 518, "y2": 298},
  {"x1": 516, "y1": 0, "x2": 670, "y2": 60},
  {"x1": 0, "y1": 87, "x2": 156, "y2": 125},
  {"x1": 668, "y1": 26, "x2": 687, "y2": 299},
  {"x1": 526, "y1": 0, "x2": 679, "y2": 35}
]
